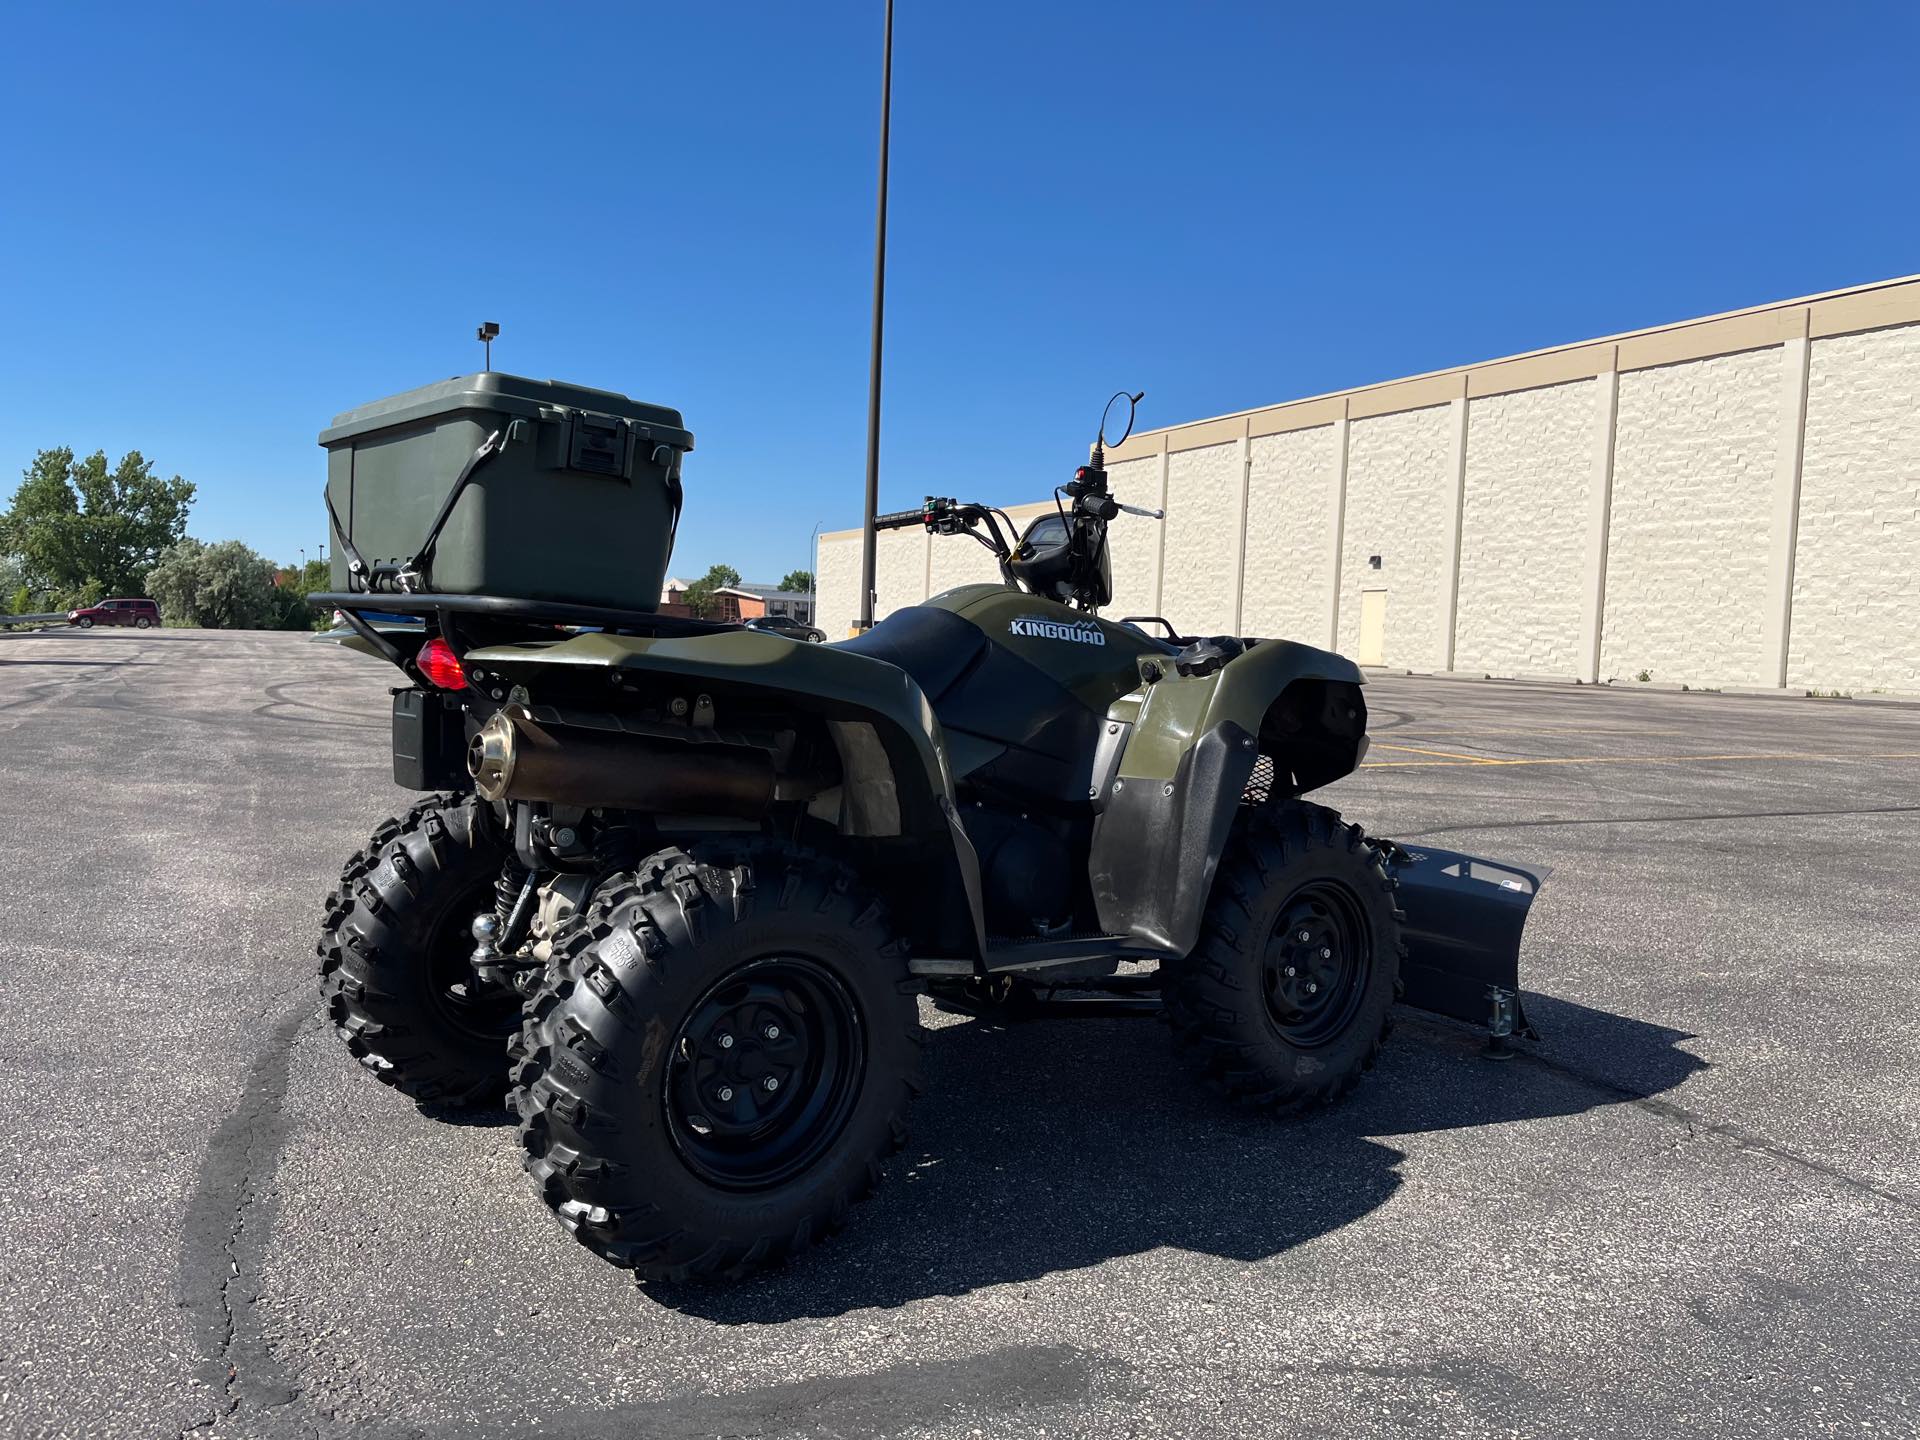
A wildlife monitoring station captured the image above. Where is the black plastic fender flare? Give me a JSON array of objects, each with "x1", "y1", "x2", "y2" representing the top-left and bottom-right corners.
[{"x1": 1088, "y1": 720, "x2": 1260, "y2": 955}]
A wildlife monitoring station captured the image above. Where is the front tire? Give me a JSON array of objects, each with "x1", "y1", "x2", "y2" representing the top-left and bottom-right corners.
[
  {"x1": 509, "y1": 845, "x2": 922, "y2": 1281},
  {"x1": 76, "y1": 616, "x2": 92, "y2": 629},
  {"x1": 1164, "y1": 800, "x2": 1404, "y2": 1111},
  {"x1": 317, "y1": 793, "x2": 521, "y2": 1105}
]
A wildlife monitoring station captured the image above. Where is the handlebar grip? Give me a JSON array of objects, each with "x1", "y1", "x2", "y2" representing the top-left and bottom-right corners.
[{"x1": 872, "y1": 508, "x2": 926, "y2": 531}]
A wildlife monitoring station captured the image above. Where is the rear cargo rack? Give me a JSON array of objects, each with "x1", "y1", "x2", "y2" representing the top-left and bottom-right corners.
[{"x1": 311, "y1": 591, "x2": 739, "y2": 638}]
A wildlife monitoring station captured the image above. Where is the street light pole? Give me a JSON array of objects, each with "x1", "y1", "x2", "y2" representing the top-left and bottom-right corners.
[{"x1": 856, "y1": 0, "x2": 894, "y2": 632}]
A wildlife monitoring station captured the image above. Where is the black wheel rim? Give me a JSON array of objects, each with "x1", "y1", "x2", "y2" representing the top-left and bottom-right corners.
[
  {"x1": 664, "y1": 957, "x2": 866, "y2": 1192},
  {"x1": 424, "y1": 886, "x2": 521, "y2": 1044},
  {"x1": 1262, "y1": 880, "x2": 1373, "y2": 1047}
]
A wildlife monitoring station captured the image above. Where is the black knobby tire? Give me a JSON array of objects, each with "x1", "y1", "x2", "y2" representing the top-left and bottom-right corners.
[
  {"x1": 317, "y1": 793, "x2": 521, "y2": 1106},
  {"x1": 508, "y1": 843, "x2": 923, "y2": 1281},
  {"x1": 1164, "y1": 800, "x2": 1405, "y2": 1111}
]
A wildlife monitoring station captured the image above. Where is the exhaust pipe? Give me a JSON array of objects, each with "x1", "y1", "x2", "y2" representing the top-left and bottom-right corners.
[{"x1": 468, "y1": 707, "x2": 774, "y2": 816}]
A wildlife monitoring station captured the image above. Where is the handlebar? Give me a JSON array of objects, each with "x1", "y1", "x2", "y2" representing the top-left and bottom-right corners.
[{"x1": 872, "y1": 507, "x2": 927, "y2": 531}]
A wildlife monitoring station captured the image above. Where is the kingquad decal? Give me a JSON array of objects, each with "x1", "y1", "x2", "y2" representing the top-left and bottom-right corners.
[{"x1": 1008, "y1": 615, "x2": 1106, "y2": 646}]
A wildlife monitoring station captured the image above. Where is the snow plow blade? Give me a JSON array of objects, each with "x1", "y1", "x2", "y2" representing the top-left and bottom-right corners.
[{"x1": 1380, "y1": 843, "x2": 1544, "y2": 1040}]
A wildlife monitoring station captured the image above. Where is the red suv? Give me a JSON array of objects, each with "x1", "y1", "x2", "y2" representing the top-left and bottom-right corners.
[{"x1": 68, "y1": 598, "x2": 161, "y2": 629}]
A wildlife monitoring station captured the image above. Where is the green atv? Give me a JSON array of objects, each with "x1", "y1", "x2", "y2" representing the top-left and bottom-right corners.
[{"x1": 315, "y1": 378, "x2": 1542, "y2": 1282}]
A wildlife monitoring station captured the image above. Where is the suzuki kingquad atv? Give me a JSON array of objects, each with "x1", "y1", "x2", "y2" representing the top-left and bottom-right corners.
[{"x1": 315, "y1": 381, "x2": 1542, "y2": 1282}]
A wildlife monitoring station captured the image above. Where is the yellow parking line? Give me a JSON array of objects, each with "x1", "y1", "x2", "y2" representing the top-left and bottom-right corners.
[
  {"x1": 1362, "y1": 750, "x2": 1920, "y2": 770},
  {"x1": 1370, "y1": 742, "x2": 1504, "y2": 761}
]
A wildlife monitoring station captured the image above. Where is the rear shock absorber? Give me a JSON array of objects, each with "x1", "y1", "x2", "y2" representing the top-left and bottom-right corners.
[
  {"x1": 471, "y1": 856, "x2": 538, "y2": 985},
  {"x1": 494, "y1": 856, "x2": 529, "y2": 927}
]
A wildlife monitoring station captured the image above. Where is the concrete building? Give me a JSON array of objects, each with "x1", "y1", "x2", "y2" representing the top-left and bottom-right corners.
[{"x1": 817, "y1": 274, "x2": 1920, "y2": 695}]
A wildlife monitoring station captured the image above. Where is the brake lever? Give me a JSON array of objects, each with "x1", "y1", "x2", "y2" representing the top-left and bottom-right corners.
[{"x1": 1115, "y1": 501, "x2": 1165, "y2": 520}]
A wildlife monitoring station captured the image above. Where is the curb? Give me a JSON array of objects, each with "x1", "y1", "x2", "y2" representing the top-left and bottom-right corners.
[{"x1": 1366, "y1": 670, "x2": 1920, "y2": 709}]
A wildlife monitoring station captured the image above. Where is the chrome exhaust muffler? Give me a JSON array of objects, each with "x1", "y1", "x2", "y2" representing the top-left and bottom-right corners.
[{"x1": 468, "y1": 707, "x2": 774, "y2": 816}]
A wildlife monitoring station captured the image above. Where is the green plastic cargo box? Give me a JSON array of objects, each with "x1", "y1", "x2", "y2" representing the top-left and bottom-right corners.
[{"x1": 319, "y1": 373, "x2": 693, "y2": 612}]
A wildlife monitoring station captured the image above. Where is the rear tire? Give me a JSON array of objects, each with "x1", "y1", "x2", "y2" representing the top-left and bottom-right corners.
[
  {"x1": 135, "y1": 616, "x2": 152, "y2": 628},
  {"x1": 317, "y1": 793, "x2": 521, "y2": 1106},
  {"x1": 509, "y1": 843, "x2": 923, "y2": 1280},
  {"x1": 1164, "y1": 800, "x2": 1404, "y2": 1111}
]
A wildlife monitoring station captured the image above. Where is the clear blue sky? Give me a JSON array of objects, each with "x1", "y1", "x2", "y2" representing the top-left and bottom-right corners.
[{"x1": 3, "y1": 2, "x2": 1915, "y2": 582}]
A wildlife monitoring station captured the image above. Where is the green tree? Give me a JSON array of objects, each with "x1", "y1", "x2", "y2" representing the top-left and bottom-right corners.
[
  {"x1": 682, "y1": 563, "x2": 742, "y2": 619},
  {"x1": 145, "y1": 539, "x2": 285, "y2": 629},
  {"x1": 0, "y1": 552, "x2": 28, "y2": 611},
  {"x1": 272, "y1": 556, "x2": 334, "y2": 630},
  {"x1": 778, "y1": 569, "x2": 813, "y2": 594},
  {"x1": 1, "y1": 448, "x2": 194, "y2": 601}
]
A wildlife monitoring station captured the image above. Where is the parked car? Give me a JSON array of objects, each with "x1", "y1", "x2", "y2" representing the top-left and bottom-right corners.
[
  {"x1": 742, "y1": 613, "x2": 826, "y2": 643},
  {"x1": 68, "y1": 598, "x2": 161, "y2": 629}
]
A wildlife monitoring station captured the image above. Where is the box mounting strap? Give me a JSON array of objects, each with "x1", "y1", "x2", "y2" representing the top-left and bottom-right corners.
[
  {"x1": 401, "y1": 428, "x2": 505, "y2": 591},
  {"x1": 324, "y1": 429, "x2": 505, "y2": 593}
]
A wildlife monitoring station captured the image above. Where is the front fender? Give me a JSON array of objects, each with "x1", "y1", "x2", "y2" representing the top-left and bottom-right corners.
[
  {"x1": 1088, "y1": 637, "x2": 1365, "y2": 955},
  {"x1": 461, "y1": 629, "x2": 988, "y2": 959}
]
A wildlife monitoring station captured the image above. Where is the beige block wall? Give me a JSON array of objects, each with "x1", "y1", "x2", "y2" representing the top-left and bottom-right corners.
[
  {"x1": 1600, "y1": 347, "x2": 1782, "y2": 686},
  {"x1": 925, "y1": 519, "x2": 1008, "y2": 597},
  {"x1": 873, "y1": 526, "x2": 930, "y2": 622},
  {"x1": 1104, "y1": 456, "x2": 1165, "y2": 619},
  {"x1": 927, "y1": 502, "x2": 1053, "y2": 598},
  {"x1": 1161, "y1": 441, "x2": 1245, "y2": 634},
  {"x1": 814, "y1": 532, "x2": 860, "y2": 639},
  {"x1": 1454, "y1": 380, "x2": 1596, "y2": 677},
  {"x1": 1339, "y1": 406, "x2": 1454, "y2": 668},
  {"x1": 814, "y1": 526, "x2": 929, "y2": 639},
  {"x1": 1788, "y1": 325, "x2": 1920, "y2": 691},
  {"x1": 1240, "y1": 425, "x2": 1338, "y2": 643},
  {"x1": 811, "y1": 282, "x2": 1920, "y2": 692}
]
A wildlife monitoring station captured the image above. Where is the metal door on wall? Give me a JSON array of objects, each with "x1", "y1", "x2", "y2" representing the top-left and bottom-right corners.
[{"x1": 1357, "y1": 589, "x2": 1387, "y2": 666}]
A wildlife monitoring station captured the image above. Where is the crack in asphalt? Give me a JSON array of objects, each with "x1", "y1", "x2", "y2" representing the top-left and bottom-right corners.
[
  {"x1": 1512, "y1": 1046, "x2": 1919, "y2": 1212},
  {"x1": 177, "y1": 993, "x2": 313, "y2": 1437},
  {"x1": 1399, "y1": 803, "x2": 1920, "y2": 839}
]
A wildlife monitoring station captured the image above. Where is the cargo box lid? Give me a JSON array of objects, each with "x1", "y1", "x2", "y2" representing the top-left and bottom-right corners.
[{"x1": 318, "y1": 372, "x2": 693, "y2": 452}]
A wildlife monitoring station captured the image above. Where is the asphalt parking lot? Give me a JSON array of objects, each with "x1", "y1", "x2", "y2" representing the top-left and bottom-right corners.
[{"x1": 1, "y1": 625, "x2": 1916, "y2": 1440}]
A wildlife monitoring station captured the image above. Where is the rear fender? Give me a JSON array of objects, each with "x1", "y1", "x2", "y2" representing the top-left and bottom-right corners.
[
  {"x1": 459, "y1": 629, "x2": 988, "y2": 960},
  {"x1": 1088, "y1": 638, "x2": 1364, "y2": 954}
]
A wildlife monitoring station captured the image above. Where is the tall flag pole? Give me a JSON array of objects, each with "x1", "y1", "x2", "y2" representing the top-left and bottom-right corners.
[{"x1": 856, "y1": 0, "x2": 895, "y2": 632}]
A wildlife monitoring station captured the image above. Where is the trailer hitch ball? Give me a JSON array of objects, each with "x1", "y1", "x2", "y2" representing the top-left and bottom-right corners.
[{"x1": 470, "y1": 911, "x2": 501, "y2": 966}]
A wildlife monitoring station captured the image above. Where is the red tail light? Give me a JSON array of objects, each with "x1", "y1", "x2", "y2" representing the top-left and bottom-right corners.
[{"x1": 416, "y1": 636, "x2": 468, "y2": 690}]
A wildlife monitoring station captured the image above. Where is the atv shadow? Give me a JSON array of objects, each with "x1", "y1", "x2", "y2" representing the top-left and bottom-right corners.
[{"x1": 646, "y1": 993, "x2": 1704, "y2": 1322}]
